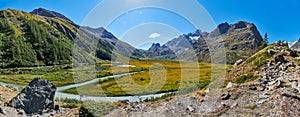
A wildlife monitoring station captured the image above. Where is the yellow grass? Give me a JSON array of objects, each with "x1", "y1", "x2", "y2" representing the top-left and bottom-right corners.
[{"x1": 63, "y1": 60, "x2": 226, "y2": 96}]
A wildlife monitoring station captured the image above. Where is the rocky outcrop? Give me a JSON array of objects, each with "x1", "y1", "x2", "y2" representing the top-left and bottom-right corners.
[
  {"x1": 291, "y1": 38, "x2": 300, "y2": 50},
  {"x1": 234, "y1": 59, "x2": 244, "y2": 66},
  {"x1": 194, "y1": 21, "x2": 263, "y2": 64},
  {"x1": 81, "y1": 27, "x2": 118, "y2": 41},
  {"x1": 9, "y1": 78, "x2": 56, "y2": 115},
  {"x1": 30, "y1": 8, "x2": 73, "y2": 23}
]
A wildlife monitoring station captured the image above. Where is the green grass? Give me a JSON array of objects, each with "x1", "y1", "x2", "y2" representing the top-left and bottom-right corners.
[
  {"x1": 0, "y1": 70, "x2": 74, "y2": 86},
  {"x1": 62, "y1": 60, "x2": 226, "y2": 96},
  {"x1": 55, "y1": 97, "x2": 116, "y2": 116},
  {"x1": 79, "y1": 101, "x2": 116, "y2": 117},
  {"x1": 235, "y1": 74, "x2": 259, "y2": 84}
]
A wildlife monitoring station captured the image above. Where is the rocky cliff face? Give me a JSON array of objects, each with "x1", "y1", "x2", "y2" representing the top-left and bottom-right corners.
[
  {"x1": 291, "y1": 38, "x2": 300, "y2": 50},
  {"x1": 81, "y1": 27, "x2": 118, "y2": 41},
  {"x1": 194, "y1": 21, "x2": 264, "y2": 64},
  {"x1": 30, "y1": 8, "x2": 73, "y2": 23},
  {"x1": 144, "y1": 21, "x2": 263, "y2": 64}
]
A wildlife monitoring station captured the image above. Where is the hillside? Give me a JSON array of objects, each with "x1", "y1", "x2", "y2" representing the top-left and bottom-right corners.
[
  {"x1": 106, "y1": 42, "x2": 300, "y2": 116},
  {"x1": 194, "y1": 21, "x2": 264, "y2": 64},
  {"x1": 0, "y1": 8, "x2": 144, "y2": 68}
]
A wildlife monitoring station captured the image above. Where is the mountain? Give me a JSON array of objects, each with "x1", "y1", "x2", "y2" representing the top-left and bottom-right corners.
[
  {"x1": 143, "y1": 21, "x2": 264, "y2": 64},
  {"x1": 0, "y1": 8, "x2": 143, "y2": 68},
  {"x1": 144, "y1": 43, "x2": 175, "y2": 59},
  {"x1": 81, "y1": 26, "x2": 118, "y2": 41},
  {"x1": 164, "y1": 29, "x2": 201, "y2": 48},
  {"x1": 194, "y1": 21, "x2": 264, "y2": 64},
  {"x1": 291, "y1": 38, "x2": 300, "y2": 50},
  {"x1": 143, "y1": 30, "x2": 201, "y2": 60},
  {"x1": 30, "y1": 8, "x2": 73, "y2": 23}
]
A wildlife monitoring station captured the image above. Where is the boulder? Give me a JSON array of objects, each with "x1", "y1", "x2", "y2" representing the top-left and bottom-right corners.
[
  {"x1": 186, "y1": 105, "x2": 195, "y2": 112},
  {"x1": 221, "y1": 92, "x2": 231, "y2": 100},
  {"x1": 267, "y1": 49, "x2": 277, "y2": 55},
  {"x1": 234, "y1": 59, "x2": 244, "y2": 66},
  {"x1": 0, "y1": 106, "x2": 6, "y2": 115},
  {"x1": 275, "y1": 54, "x2": 285, "y2": 63},
  {"x1": 226, "y1": 82, "x2": 238, "y2": 88},
  {"x1": 9, "y1": 78, "x2": 56, "y2": 115}
]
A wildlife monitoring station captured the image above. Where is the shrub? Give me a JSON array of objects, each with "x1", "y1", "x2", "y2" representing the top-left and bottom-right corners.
[
  {"x1": 79, "y1": 101, "x2": 116, "y2": 117},
  {"x1": 235, "y1": 74, "x2": 258, "y2": 84}
]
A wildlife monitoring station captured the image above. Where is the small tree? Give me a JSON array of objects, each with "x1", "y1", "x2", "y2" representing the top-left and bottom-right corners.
[
  {"x1": 263, "y1": 33, "x2": 268, "y2": 46},
  {"x1": 259, "y1": 32, "x2": 268, "y2": 49}
]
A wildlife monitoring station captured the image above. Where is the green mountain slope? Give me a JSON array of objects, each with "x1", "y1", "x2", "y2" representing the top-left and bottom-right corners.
[
  {"x1": 0, "y1": 9, "x2": 73, "y2": 67},
  {"x1": 0, "y1": 8, "x2": 144, "y2": 68}
]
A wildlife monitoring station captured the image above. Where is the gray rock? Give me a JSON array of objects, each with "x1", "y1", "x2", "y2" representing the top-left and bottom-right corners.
[
  {"x1": 205, "y1": 88, "x2": 212, "y2": 93},
  {"x1": 234, "y1": 59, "x2": 244, "y2": 66},
  {"x1": 221, "y1": 92, "x2": 231, "y2": 100},
  {"x1": 9, "y1": 78, "x2": 56, "y2": 115},
  {"x1": 119, "y1": 100, "x2": 130, "y2": 104},
  {"x1": 186, "y1": 105, "x2": 195, "y2": 112},
  {"x1": 275, "y1": 54, "x2": 285, "y2": 63},
  {"x1": 268, "y1": 49, "x2": 277, "y2": 55},
  {"x1": 0, "y1": 106, "x2": 6, "y2": 115},
  {"x1": 17, "y1": 109, "x2": 24, "y2": 115},
  {"x1": 286, "y1": 62, "x2": 295, "y2": 67},
  {"x1": 226, "y1": 82, "x2": 238, "y2": 88}
]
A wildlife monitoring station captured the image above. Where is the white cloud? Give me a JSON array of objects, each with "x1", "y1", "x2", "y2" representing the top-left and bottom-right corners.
[{"x1": 148, "y1": 33, "x2": 161, "y2": 39}]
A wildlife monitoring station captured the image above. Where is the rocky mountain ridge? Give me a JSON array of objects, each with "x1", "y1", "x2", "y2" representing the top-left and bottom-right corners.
[
  {"x1": 30, "y1": 8, "x2": 73, "y2": 23},
  {"x1": 144, "y1": 21, "x2": 264, "y2": 64}
]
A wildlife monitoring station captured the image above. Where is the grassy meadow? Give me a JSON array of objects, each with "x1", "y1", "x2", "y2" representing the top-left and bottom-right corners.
[{"x1": 63, "y1": 60, "x2": 226, "y2": 96}]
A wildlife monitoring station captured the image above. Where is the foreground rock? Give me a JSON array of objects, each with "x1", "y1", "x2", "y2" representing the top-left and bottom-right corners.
[
  {"x1": 9, "y1": 78, "x2": 56, "y2": 115},
  {"x1": 234, "y1": 59, "x2": 244, "y2": 66}
]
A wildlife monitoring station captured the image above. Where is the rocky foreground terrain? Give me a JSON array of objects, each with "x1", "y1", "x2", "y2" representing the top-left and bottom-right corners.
[
  {"x1": 0, "y1": 78, "x2": 79, "y2": 117},
  {"x1": 106, "y1": 44, "x2": 300, "y2": 116}
]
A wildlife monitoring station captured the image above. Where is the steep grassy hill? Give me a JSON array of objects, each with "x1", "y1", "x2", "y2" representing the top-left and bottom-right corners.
[
  {"x1": 226, "y1": 42, "x2": 300, "y2": 84},
  {"x1": 0, "y1": 8, "x2": 144, "y2": 68}
]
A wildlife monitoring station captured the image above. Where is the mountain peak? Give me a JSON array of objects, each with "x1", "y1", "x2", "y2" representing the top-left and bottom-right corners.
[
  {"x1": 217, "y1": 22, "x2": 231, "y2": 34},
  {"x1": 81, "y1": 26, "x2": 118, "y2": 41},
  {"x1": 30, "y1": 8, "x2": 72, "y2": 22},
  {"x1": 232, "y1": 21, "x2": 251, "y2": 29},
  {"x1": 184, "y1": 29, "x2": 201, "y2": 39},
  {"x1": 148, "y1": 43, "x2": 161, "y2": 52}
]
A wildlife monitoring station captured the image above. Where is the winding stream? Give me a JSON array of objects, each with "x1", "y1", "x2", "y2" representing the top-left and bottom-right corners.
[{"x1": 0, "y1": 72, "x2": 171, "y2": 102}]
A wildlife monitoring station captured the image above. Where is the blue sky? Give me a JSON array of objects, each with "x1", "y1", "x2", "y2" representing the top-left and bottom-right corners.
[{"x1": 1, "y1": 0, "x2": 299, "y2": 49}]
